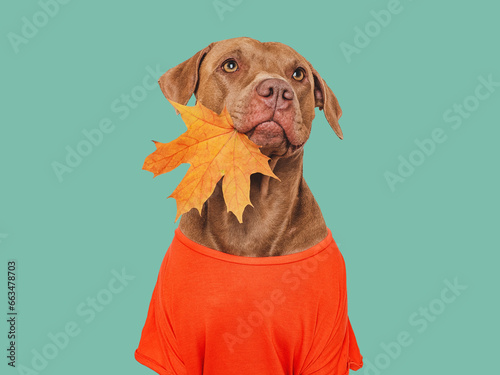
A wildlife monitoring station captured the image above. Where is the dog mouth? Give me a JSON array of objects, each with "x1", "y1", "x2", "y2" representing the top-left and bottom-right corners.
[
  {"x1": 246, "y1": 121, "x2": 283, "y2": 144},
  {"x1": 245, "y1": 121, "x2": 304, "y2": 153}
]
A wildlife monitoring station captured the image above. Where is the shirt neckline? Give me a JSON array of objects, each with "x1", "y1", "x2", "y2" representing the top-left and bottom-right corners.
[{"x1": 174, "y1": 227, "x2": 335, "y2": 265}]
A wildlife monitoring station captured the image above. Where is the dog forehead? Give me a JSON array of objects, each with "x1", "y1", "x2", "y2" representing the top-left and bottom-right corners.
[{"x1": 204, "y1": 38, "x2": 307, "y2": 69}]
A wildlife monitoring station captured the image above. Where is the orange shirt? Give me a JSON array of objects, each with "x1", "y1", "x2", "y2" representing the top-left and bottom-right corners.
[{"x1": 135, "y1": 228, "x2": 363, "y2": 374}]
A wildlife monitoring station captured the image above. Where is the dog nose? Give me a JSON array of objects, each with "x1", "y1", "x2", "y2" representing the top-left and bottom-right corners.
[{"x1": 256, "y1": 79, "x2": 294, "y2": 109}]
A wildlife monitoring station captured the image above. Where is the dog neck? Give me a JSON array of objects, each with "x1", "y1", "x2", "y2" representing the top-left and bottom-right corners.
[{"x1": 178, "y1": 150, "x2": 328, "y2": 256}]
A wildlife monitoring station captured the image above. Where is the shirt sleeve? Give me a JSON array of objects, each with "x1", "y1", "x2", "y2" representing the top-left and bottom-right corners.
[
  {"x1": 345, "y1": 318, "x2": 364, "y2": 372},
  {"x1": 301, "y1": 315, "x2": 363, "y2": 375},
  {"x1": 301, "y1": 249, "x2": 363, "y2": 375},
  {"x1": 135, "y1": 266, "x2": 187, "y2": 375}
]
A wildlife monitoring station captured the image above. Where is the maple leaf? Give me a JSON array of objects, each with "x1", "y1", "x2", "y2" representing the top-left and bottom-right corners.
[{"x1": 143, "y1": 100, "x2": 280, "y2": 223}]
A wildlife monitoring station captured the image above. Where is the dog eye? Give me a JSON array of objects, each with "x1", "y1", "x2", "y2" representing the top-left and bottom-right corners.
[
  {"x1": 292, "y1": 68, "x2": 305, "y2": 81},
  {"x1": 222, "y1": 59, "x2": 239, "y2": 73}
]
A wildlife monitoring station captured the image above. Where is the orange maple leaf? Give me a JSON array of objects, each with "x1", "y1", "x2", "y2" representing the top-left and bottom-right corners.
[{"x1": 143, "y1": 100, "x2": 279, "y2": 223}]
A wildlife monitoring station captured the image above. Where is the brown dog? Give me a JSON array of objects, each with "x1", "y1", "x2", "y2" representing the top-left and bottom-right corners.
[
  {"x1": 135, "y1": 37, "x2": 364, "y2": 374},
  {"x1": 159, "y1": 37, "x2": 343, "y2": 257}
]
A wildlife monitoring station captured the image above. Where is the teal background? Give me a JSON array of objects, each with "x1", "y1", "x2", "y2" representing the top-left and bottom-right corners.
[{"x1": 1, "y1": 0, "x2": 499, "y2": 374}]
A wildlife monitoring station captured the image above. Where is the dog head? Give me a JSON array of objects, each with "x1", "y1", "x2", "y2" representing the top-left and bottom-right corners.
[{"x1": 158, "y1": 37, "x2": 343, "y2": 157}]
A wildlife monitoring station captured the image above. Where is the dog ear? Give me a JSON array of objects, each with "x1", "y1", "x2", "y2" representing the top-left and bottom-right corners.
[
  {"x1": 158, "y1": 43, "x2": 214, "y2": 111},
  {"x1": 308, "y1": 65, "x2": 343, "y2": 140}
]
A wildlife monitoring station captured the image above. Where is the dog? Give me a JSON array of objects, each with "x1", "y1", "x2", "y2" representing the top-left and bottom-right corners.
[
  {"x1": 135, "y1": 37, "x2": 363, "y2": 375},
  {"x1": 160, "y1": 36, "x2": 343, "y2": 257}
]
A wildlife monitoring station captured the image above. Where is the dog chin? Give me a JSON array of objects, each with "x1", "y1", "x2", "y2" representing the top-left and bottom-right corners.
[
  {"x1": 258, "y1": 143, "x2": 304, "y2": 158},
  {"x1": 256, "y1": 138, "x2": 304, "y2": 158},
  {"x1": 245, "y1": 121, "x2": 283, "y2": 143},
  {"x1": 242, "y1": 121, "x2": 304, "y2": 157}
]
